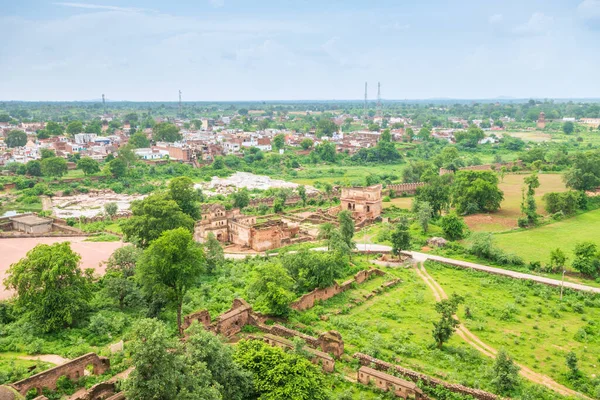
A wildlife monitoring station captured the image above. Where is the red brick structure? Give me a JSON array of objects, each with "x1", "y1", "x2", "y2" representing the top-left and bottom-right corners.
[
  {"x1": 10, "y1": 353, "x2": 109, "y2": 396},
  {"x1": 357, "y1": 366, "x2": 427, "y2": 399},
  {"x1": 340, "y1": 185, "x2": 382, "y2": 221},
  {"x1": 387, "y1": 182, "x2": 425, "y2": 196},
  {"x1": 261, "y1": 334, "x2": 335, "y2": 372},
  {"x1": 537, "y1": 111, "x2": 546, "y2": 129}
]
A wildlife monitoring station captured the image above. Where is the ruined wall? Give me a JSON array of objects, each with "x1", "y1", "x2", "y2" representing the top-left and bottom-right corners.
[
  {"x1": 261, "y1": 334, "x2": 335, "y2": 373},
  {"x1": 290, "y1": 269, "x2": 385, "y2": 311},
  {"x1": 354, "y1": 353, "x2": 498, "y2": 400},
  {"x1": 249, "y1": 225, "x2": 282, "y2": 252},
  {"x1": 357, "y1": 366, "x2": 426, "y2": 399},
  {"x1": 387, "y1": 182, "x2": 425, "y2": 196},
  {"x1": 10, "y1": 353, "x2": 110, "y2": 396}
]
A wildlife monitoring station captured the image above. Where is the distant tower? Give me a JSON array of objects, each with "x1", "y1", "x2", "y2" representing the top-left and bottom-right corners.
[
  {"x1": 364, "y1": 82, "x2": 368, "y2": 119},
  {"x1": 178, "y1": 90, "x2": 182, "y2": 116},
  {"x1": 102, "y1": 94, "x2": 106, "y2": 114},
  {"x1": 376, "y1": 82, "x2": 382, "y2": 119},
  {"x1": 537, "y1": 111, "x2": 546, "y2": 129}
]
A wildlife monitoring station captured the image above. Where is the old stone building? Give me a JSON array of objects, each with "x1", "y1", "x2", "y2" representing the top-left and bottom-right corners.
[
  {"x1": 9, "y1": 214, "x2": 53, "y2": 234},
  {"x1": 195, "y1": 204, "x2": 302, "y2": 251},
  {"x1": 340, "y1": 184, "x2": 382, "y2": 221}
]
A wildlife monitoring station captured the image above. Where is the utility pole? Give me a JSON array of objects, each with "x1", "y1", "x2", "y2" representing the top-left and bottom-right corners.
[
  {"x1": 102, "y1": 94, "x2": 106, "y2": 115},
  {"x1": 376, "y1": 82, "x2": 382, "y2": 119},
  {"x1": 364, "y1": 82, "x2": 368, "y2": 120},
  {"x1": 560, "y1": 269, "x2": 566, "y2": 300}
]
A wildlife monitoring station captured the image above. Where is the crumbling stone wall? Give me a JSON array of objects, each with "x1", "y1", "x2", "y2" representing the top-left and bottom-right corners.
[
  {"x1": 10, "y1": 353, "x2": 110, "y2": 396},
  {"x1": 354, "y1": 353, "x2": 498, "y2": 400},
  {"x1": 357, "y1": 366, "x2": 427, "y2": 399},
  {"x1": 290, "y1": 268, "x2": 385, "y2": 311},
  {"x1": 387, "y1": 182, "x2": 425, "y2": 196},
  {"x1": 261, "y1": 334, "x2": 335, "y2": 372}
]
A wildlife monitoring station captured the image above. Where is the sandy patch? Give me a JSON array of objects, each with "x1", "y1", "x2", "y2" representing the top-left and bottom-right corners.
[{"x1": 197, "y1": 171, "x2": 318, "y2": 196}]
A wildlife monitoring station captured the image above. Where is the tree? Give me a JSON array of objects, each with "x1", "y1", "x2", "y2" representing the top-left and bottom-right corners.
[
  {"x1": 491, "y1": 349, "x2": 520, "y2": 395},
  {"x1": 185, "y1": 324, "x2": 254, "y2": 400},
  {"x1": 520, "y1": 173, "x2": 540, "y2": 227},
  {"x1": 118, "y1": 145, "x2": 138, "y2": 167},
  {"x1": 417, "y1": 126, "x2": 431, "y2": 141},
  {"x1": 6, "y1": 130, "x2": 27, "y2": 147},
  {"x1": 104, "y1": 245, "x2": 142, "y2": 308},
  {"x1": 168, "y1": 176, "x2": 201, "y2": 219},
  {"x1": 46, "y1": 121, "x2": 64, "y2": 136},
  {"x1": 152, "y1": 122, "x2": 182, "y2": 142},
  {"x1": 452, "y1": 170, "x2": 504, "y2": 215},
  {"x1": 272, "y1": 134, "x2": 285, "y2": 151},
  {"x1": 391, "y1": 218, "x2": 411, "y2": 256},
  {"x1": 85, "y1": 120, "x2": 102, "y2": 135},
  {"x1": 300, "y1": 138, "x2": 313, "y2": 150},
  {"x1": 129, "y1": 132, "x2": 150, "y2": 148},
  {"x1": 297, "y1": 185, "x2": 307, "y2": 205},
  {"x1": 455, "y1": 124, "x2": 485, "y2": 148},
  {"x1": 313, "y1": 141, "x2": 336, "y2": 162},
  {"x1": 247, "y1": 262, "x2": 294, "y2": 316},
  {"x1": 104, "y1": 202, "x2": 118, "y2": 218},
  {"x1": 138, "y1": 228, "x2": 205, "y2": 335},
  {"x1": 549, "y1": 248, "x2": 567, "y2": 273},
  {"x1": 571, "y1": 242, "x2": 600, "y2": 278},
  {"x1": 41, "y1": 148, "x2": 56, "y2": 159},
  {"x1": 432, "y1": 294, "x2": 463, "y2": 348},
  {"x1": 563, "y1": 121, "x2": 575, "y2": 134},
  {"x1": 318, "y1": 222, "x2": 335, "y2": 244},
  {"x1": 121, "y1": 194, "x2": 195, "y2": 248},
  {"x1": 380, "y1": 129, "x2": 392, "y2": 142},
  {"x1": 107, "y1": 245, "x2": 142, "y2": 278},
  {"x1": 415, "y1": 176, "x2": 452, "y2": 216},
  {"x1": 338, "y1": 210, "x2": 355, "y2": 251},
  {"x1": 4, "y1": 242, "x2": 92, "y2": 332},
  {"x1": 232, "y1": 189, "x2": 250, "y2": 209},
  {"x1": 283, "y1": 249, "x2": 346, "y2": 293},
  {"x1": 565, "y1": 351, "x2": 581, "y2": 380},
  {"x1": 234, "y1": 339, "x2": 329, "y2": 400},
  {"x1": 124, "y1": 319, "x2": 221, "y2": 400},
  {"x1": 109, "y1": 157, "x2": 127, "y2": 178},
  {"x1": 440, "y1": 212, "x2": 467, "y2": 241},
  {"x1": 212, "y1": 156, "x2": 225, "y2": 169},
  {"x1": 204, "y1": 233, "x2": 224, "y2": 274},
  {"x1": 315, "y1": 118, "x2": 337, "y2": 137},
  {"x1": 564, "y1": 151, "x2": 600, "y2": 191},
  {"x1": 66, "y1": 120, "x2": 83, "y2": 136},
  {"x1": 77, "y1": 157, "x2": 100, "y2": 175},
  {"x1": 417, "y1": 201, "x2": 433, "y2": 233},
  {"x1": 272, "y1": 197, "x2": 284, "y2": 213},
  {"x1": 25, "y1": 160, "x2": 42, "y2": 177},
  {"x1": 41, "y1": 157, "x2": 68, "y2": 177}
]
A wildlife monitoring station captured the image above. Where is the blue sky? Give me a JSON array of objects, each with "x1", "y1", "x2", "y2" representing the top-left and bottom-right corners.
[{"x1": 1, "y1": 0, "x2": 600, "y2": 101}]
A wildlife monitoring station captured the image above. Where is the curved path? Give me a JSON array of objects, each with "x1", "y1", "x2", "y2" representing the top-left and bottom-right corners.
[
  {"x1": 414, "y1": 261, "x2": 590, "y2": 399},
  {"x1": 405, "y1": 251, "x2": 600, "y2": 294}
]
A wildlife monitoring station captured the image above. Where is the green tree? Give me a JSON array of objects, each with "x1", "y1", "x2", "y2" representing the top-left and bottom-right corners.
[
  {"x1": 46, "y1": 121, "x2": 64, "y2": 136},
  {"x1": 66, "y1": 120, "x2": 83, "y2": 136},
  {"x1": 272, "y1": 134, "x2": 285, "y2": 150},
  {"x1": 4, "y1": 242, "x2": 92, "y2": 332},
  {"x1": 338, "y1": 210, "x2": 355, "y2": 251},
  {"x1": 77, "y1": 157, "x2": 100, "y2": 175},
  {"x1": 25, "y1": 160, "x2": 42, "y2": 177},
  {"x1": 234, "y1": 339, "x2": 329, "y2": 400},
  {"x1": 432, "y1": 294, "x2": 463, "y2": 348},
  {"x1": 549, "y1": 248, "x2": 567, "y2": 273},
  {"x1": 520, "y1": 172, "x2": 540, "y2": 226},
  {"x1": 452, "y1": 170, "x2": 504, "y2": 215},
  {"x1": 121, "y1": 194, "x2": 195, "y2": 248},
  {"x1": 391, "y1": 218, "x2": 411, "y2": 256},
  {"x1": 104, "y1": 202, "x2": 118, "y2": 218},
  {"x1": 315, "y1": 118, "x2": 338, "y2": 137},
  {"x1": 212, "y1": 156, "x2": 225, "y2": 170},
  {"x1": 109, "y1": 158, "x2": 127, "y2": 178},
  {"x1": 314, "y1": 141, "x2": 336, "y2": 162},
  {"x1": 417, "y1": 126, "x2": 431, "y2": 141},
  {"x1": 455, "y1": 124, "x2": 485, "y2": 148},
  {"x1": 138, "y1": 228, "x2": 205, "y2": 335},
  {"x1": 297, "y1": 185, "x2": 307, "y2": 205},
  {"x1": 232, "y1": 189, "x2": 250, "y2": 209},
  {"x1": 124, "y1": 319, "x2": 221, "y2": 400},
  {"x1": 380, "y1": 129, "x2": 392, "y2": 142},
  {"x1": 563, "y1": 121, "x2": 575, "y2": 134},
  {"x1": 565, "y1": 351, "x2": 581, "y2": 380},
  {"x1": 417, "y1": 201, "x2": 433, "y2": 233},
  {"x1": 440, "y1": 212, "x2": 467, "y2": 241},
  {"x1": 300, "y1": 138, "x2": 313, "y2": 150},
  {"x1": 168, "y1": 176, "x2": 200, "y2": 219},
  {"x1": 129, "y1": 132, "x2": 150, "y2": 148},
  {"x1": 6, "y1": 130, "x2": 27, "y2": 147},
  {"x1": 272, "y1": 197, "x2": 284, "y2": 213},
  {"x1": 247, "y1": 262, "x2": 294, "y2": 316},
  {"x1": 118, "y1": 145, "x2": 138, "y2": 167},
  {"x1": 491, "y1": 349, "x2": 520, "y2": 395},
  {"x1": 41, "y1": 148, "x2": 56, "y2": 159},
  {"x1": 85, "y1": 120, "x2": 102, "y2": 135},
  {"x1": 572, "y1": 242, "x2": 600, "y2": 278},
  {"x1": 204, "y1": 233, "x2": 224, "y2": 274},
  {"x1": 152, "y1": 122, "x2": 182, "y2": 142},
  {"x1": 41, "y1": 157, "x2": 68, "y2": 177},
  {"x1": 415, "y1": 176, "x2": 452, "y2": 216},
  {"x1": 107, "y1": 245, "x2": 142, "y2": 278},
  {"x1": 283, "y1": 249, "x2": 346, "y2": 293}
]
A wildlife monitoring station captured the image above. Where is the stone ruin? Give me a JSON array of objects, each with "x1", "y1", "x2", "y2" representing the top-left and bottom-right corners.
[
  {"x1": 357, "y1": 366, "x2": 427, "y2": 399},
  {"x1": 9, "y1": 353, "x2": 110, "y2": 397}
]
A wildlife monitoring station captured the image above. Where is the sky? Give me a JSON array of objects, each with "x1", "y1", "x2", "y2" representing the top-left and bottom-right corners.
[{"x1": 1, "y1": 0, "x2": 600, "y2": 101}]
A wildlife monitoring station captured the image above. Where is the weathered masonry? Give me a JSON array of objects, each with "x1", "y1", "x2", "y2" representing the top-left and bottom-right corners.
[
  {"x1": 340, "y1": 184, "x2": 382, "y2": 221},
  {"x1": 261, "y1": 334, "x2": 335, "y2": 372},
  {"x1": 357, "y1": 366, "x2": 427, "y2": 399},
  {"x1": 10, "y1": 353, "x2": 110, "y2": 396}
]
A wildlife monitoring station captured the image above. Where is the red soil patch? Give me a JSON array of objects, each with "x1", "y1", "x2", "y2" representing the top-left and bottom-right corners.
[{"x1": 0, "y1": 237, "x2": 123, "y2": 300}]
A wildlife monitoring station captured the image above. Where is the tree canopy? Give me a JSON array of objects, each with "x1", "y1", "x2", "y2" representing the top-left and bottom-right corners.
[
  {"x1": 6, "y1": 130, "x2": 27, "y2": 147},
  {"x1": 153, "y1": 122, "x2": 182, "y2": 142}
]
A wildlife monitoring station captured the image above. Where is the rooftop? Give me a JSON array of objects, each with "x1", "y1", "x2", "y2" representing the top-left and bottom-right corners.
[{"x1": 9, "y1": 214, "x2": 53, "y2": 226}]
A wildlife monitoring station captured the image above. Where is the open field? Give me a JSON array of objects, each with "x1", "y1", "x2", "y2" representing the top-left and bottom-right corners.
[
  {"x1": 494, "y1": 208, "x2": 600, "y2": 265},
  {"x1": 465, "y1": 173, "x2": 567, "y2": 232},
  {"x1": 289, "y1": 164, "x2": 405, "y2": 186},
  {"x1": 0, "y1": 237, "x2": 123, "y2": 300},
  {"x1": 503, "y1": 130, "x2": 554, "y2": 142},
  {"x1": 426, "y1": 262, "x2": 600, "y2": 393}
]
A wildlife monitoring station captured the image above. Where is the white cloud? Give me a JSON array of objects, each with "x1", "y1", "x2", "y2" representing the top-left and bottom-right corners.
[
  {"x1": 577, "y1": 0, "x2": 600, "y2": 27},
  {"x1": 513, "y1": 12, "x2": 554, "y2": 35},
  {"x1": 209, "y1": 0, "x2": 225, "y2": 8},
  {"x1": 489, "y1": 14, "x2": 503, "y2": 24},
  {"x1": 54, "y1": 2, "x2": 149, "y2": 13}
]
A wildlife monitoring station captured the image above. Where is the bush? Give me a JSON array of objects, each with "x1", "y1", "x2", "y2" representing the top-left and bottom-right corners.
[{"x1": 382, "y1": 196, "x2": 391, "y2": 202}]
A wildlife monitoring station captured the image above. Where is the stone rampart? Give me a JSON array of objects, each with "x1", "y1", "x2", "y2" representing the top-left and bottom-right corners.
[
  {"x1": 10, "y1": 353, "x2": 110, "y2": 396},
  {"x1": 387, "y1": 182, "x2": 425, "y2": 196},
  {"x1": 354, "y1": 353, "x2": 498, "y2": 400}
]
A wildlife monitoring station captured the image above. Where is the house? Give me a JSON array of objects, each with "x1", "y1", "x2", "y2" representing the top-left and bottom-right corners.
[
  {"x1": 340, "y1": 185, "x2": 382, "y2": 221},
  {"x1": 9, "y1": 214, "x2": 53, "y2": 234}
]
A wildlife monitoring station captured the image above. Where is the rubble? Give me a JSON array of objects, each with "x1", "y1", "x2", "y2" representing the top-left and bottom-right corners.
[
  {"x1": 195, "y1": 172, "x2": 317, "y2": 196},
  {"x1": 50, "y1": 190, "x2": 146, "y2": 218}
]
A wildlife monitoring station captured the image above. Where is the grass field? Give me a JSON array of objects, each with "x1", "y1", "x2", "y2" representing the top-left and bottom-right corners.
[
  {"x1": 465, "y1": 173, "x2": 567, "y2": 232},
  {"x1": 426, "y1": 262, "x2": 600, "y2": 393},
  {"x1": 289, "y1": 164, "x2": 405, "y2": 186},
  {"x1": 494, "y1": 208, "x2": 600, "y2": 265}
]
